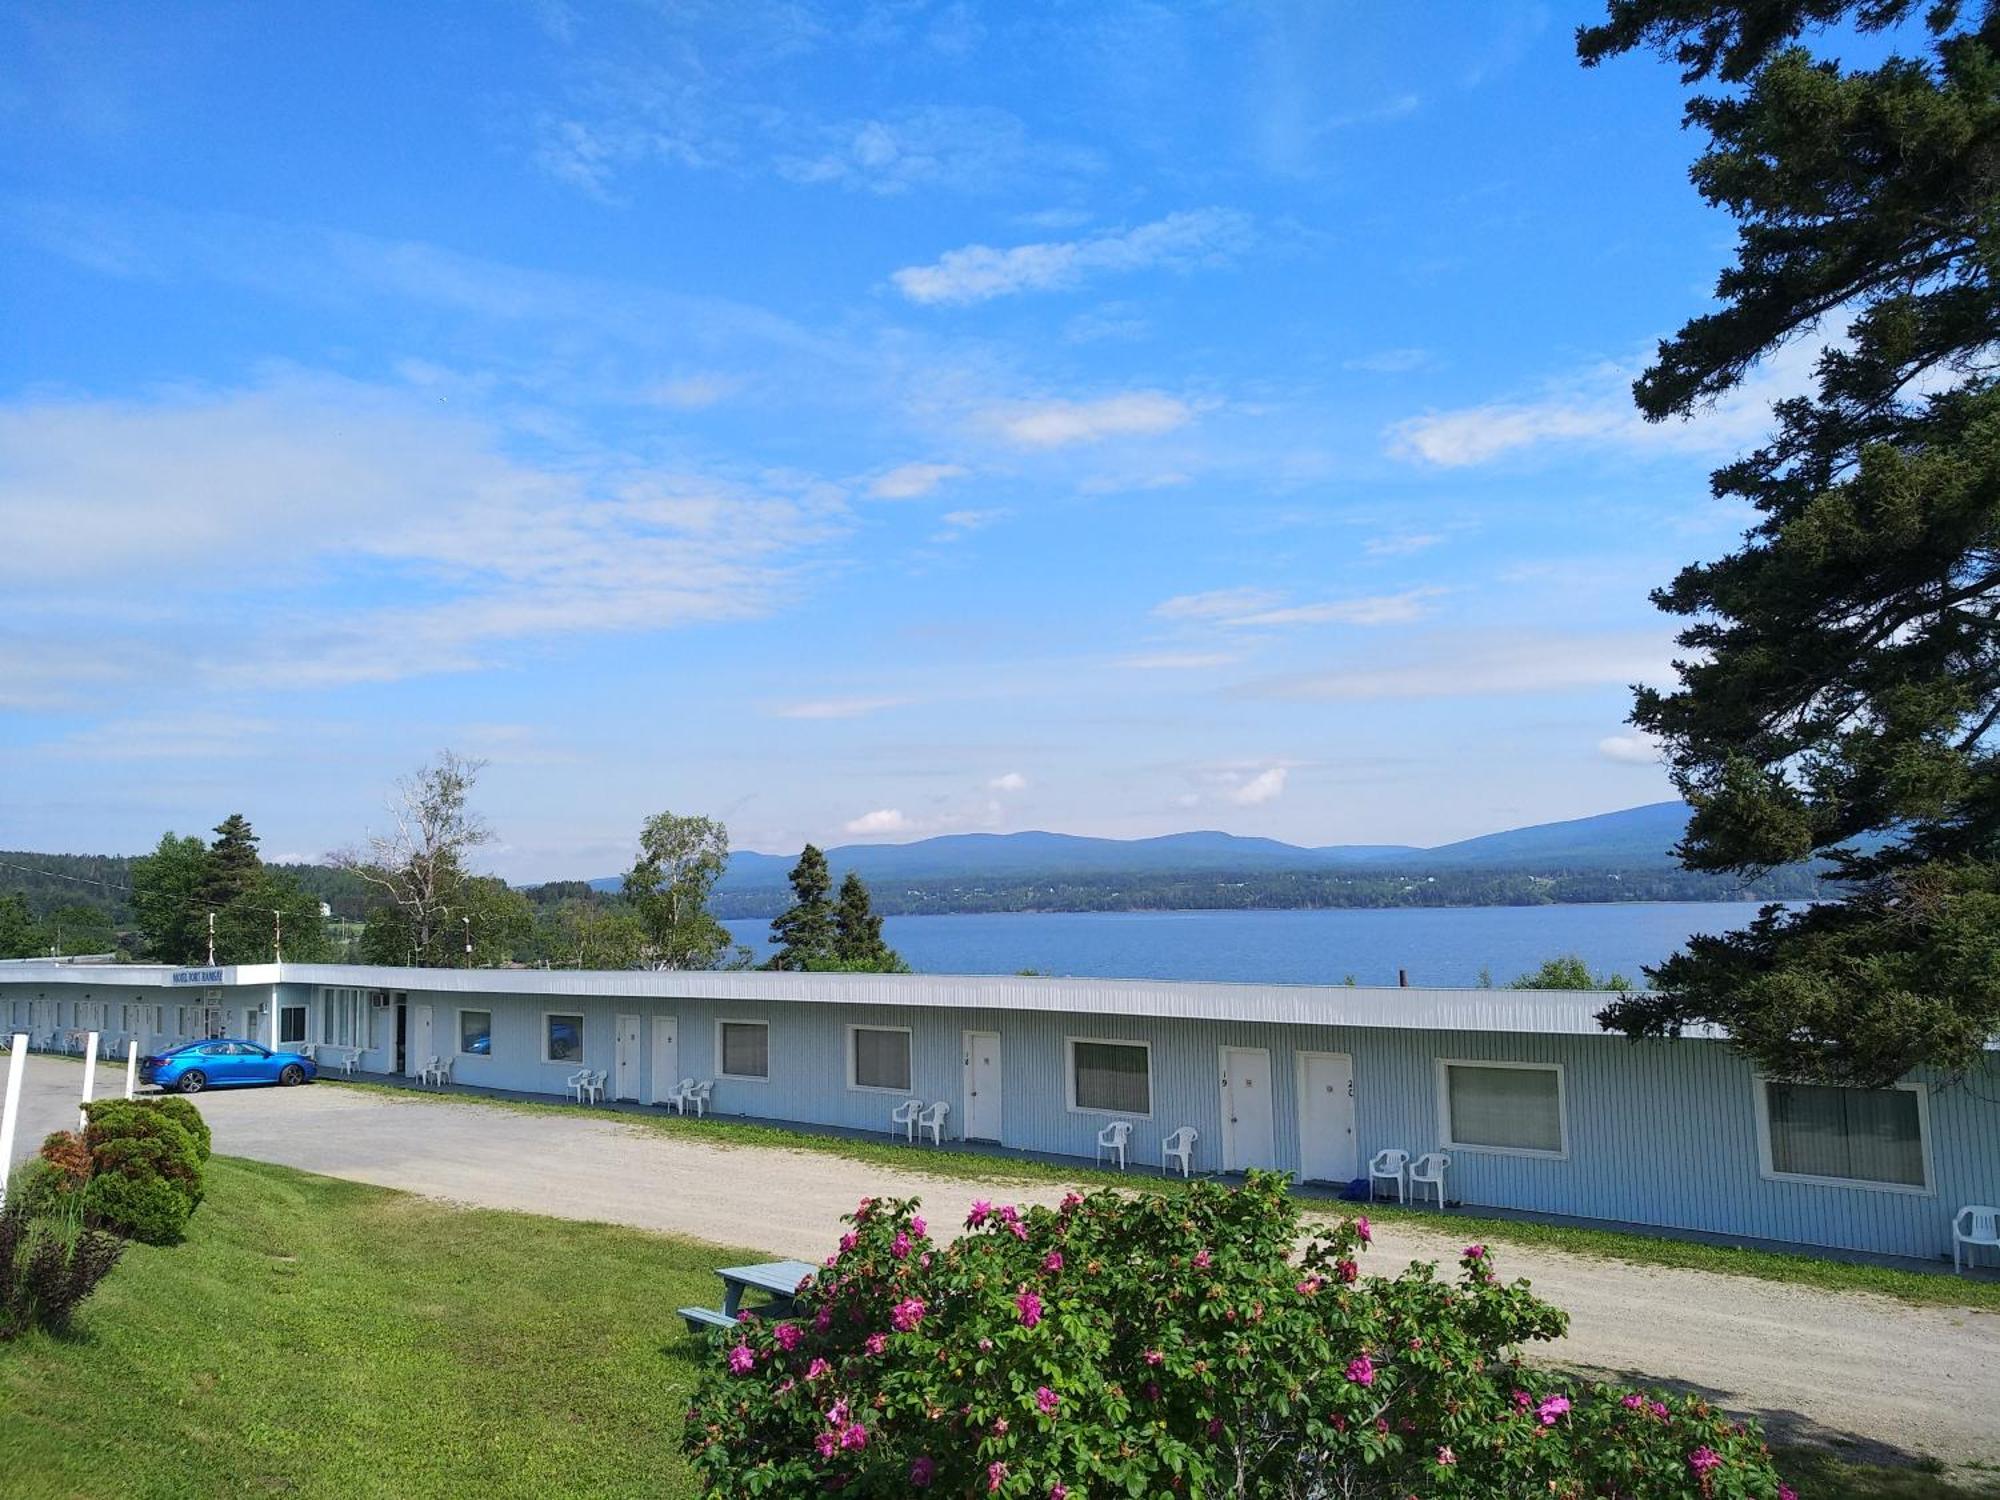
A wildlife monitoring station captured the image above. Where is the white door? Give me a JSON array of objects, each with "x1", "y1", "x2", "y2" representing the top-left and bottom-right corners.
[
  {"x1": 410, "y1": 1003, "x2": 433, "y2": 1076},
  {"x1": 615, "y1": 1013, "x2": 642, "y2": 1100},
  {"x1": 963, "y1": 1030, "x2": 1002, "y2": 1142},
  {"x1": 1297, "y1": 1052, "x2": 1358, "y2": 1183},
  {"x1": 1221, "y1": 1046, "x2": 1276, "y2": 1171},
  {"x1": 649, "y1": 1016, "x2": 679, "y2": 1104}
]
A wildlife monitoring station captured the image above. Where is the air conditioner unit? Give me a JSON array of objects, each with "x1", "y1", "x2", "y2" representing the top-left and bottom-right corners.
[{"x1": 371, "y1": 992, "x2": 391, "y2": 1009}]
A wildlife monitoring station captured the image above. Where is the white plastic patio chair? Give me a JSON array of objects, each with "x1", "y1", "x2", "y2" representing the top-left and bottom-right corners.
[
  {"x1": 566, "y1": 1067, "x2": 593, "y2": 1102},
  {"x1": 1161, "y1": 1126, "x2": 1198, "y2": 1179},
  {"x1": 917, "y1": 1101, "x2": 950, "y2": 1145},
  {"x1": 1369, "y1": 1148, "x2": 1410, "y2": 1203},
  {"x1": 890, "y1": 1099, "x2": 924, "y2": 1142},
  {"x1": 429, "y1": 1056, "x2": 455, "y2": 1088},
  {"x1": 418, "y1": 1055, "x2": 446, "y2": 1086},
  {"x1": 583, "y1": 1069, "x2": 608, "y2": 1105},
  {"x1": 684, "y1": 1079, "x2": 713, "y2": 1117},
  {"x1": 1410, "y1": 1151, "x2": 1449, "y2": 1207},
  {"x1": 1097, "y1": 1120, "x2": 1133, "y2": 1171},
  {"x1": 662, "y1": 1077, "x2": 693, "y2": 1115},
  {"x1": 1954, "y1": 1205, "x2": 1999, "y2": 1275}
]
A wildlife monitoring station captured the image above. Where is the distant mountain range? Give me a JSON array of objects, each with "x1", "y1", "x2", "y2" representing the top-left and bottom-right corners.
[{"x1": 590, "y1": 801, "x2": 1700, "y2": 894}]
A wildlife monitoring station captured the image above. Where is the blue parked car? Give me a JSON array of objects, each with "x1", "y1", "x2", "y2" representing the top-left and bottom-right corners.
[{"x1": 140, "y1": 1039, "x2": 318, "y2": 1094}]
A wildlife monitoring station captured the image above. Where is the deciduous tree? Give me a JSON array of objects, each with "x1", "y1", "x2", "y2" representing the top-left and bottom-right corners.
[
  {"x1": 623, "y1": 811, "x2": 738, "y2": 970},
  {"x1": 334, "y1": 751, "x2": 493, "y2": 967}
]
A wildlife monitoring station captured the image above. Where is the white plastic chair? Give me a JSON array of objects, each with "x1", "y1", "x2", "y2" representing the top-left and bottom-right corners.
[
  {"x1": 1097, "y1": 1120, "x2": 1133, "y2": 1171},
  {"x1": 1410, "y1": 1151, "x2": 1449, "y2": 1207},
  {"x1": 917, "y1": 1101, "x2": 950, "y2": 1145},
  {"x1": 684, "y1": 1079, "x2": 712, "y2": 1117},
  {"x1": 583, "y1": 1069, "x2": 608, "y2": 1104},
  {"x1": 890, "y1": 1099, "x2": 924, "y2": 1142},
  {"x1": 566, "y1": 1067, "x2": 593, "y2": 1102},
  {"x1": 663, "y1": 1077, "x2": 694, "y2": 1115},
  {"x1": 1954, "y1": 1205, "x2": 2000, "y2": 1275},
  {"x1": 1369, "y1": 1148, "x2": 1410, "y2": 1203},
  {"x1": 419, "y1": 1055, "x2": 451, "y2": 1086},
  {"x1": 1161, "y1": 1126, "x2": 1198, "y2": 1179}
]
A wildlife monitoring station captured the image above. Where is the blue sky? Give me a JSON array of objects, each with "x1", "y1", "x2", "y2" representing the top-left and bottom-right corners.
[{"x1": 0, "y1": 2, "x2": 1807, "y2": 880}]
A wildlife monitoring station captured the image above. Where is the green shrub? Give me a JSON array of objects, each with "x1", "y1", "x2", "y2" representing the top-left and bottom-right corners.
[
  {"x1": 37, "y1": 1130, "x2": 93, "y2": 1190},
  {"x1": 2, "y1": 1159, "x2": 80, "y2": 1220},
  {"x1": 84, "y1": 1110, "x2": 202, "y2": 1196},
  {"x1": 0, "y1": 1199, "x2": 125, "y2": 1339},
  {"x1": 80, "y1": 1171, "x2": 192, "y2": 1246},
  {"x1": 142, "y1": 1096, "x2": 211, "y2": 1161}
]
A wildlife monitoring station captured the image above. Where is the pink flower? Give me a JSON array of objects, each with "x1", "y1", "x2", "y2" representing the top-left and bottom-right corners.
[
  {"x1": 892, "y1": 1298, "x2": 927, "y2": 1332},
  {"x1": 727, "y1": 1344, "x2": 755, "y2": 1375},
  {"x1": 1536, "y1": 1394, "x2": 1571, "y2": 1426},
  {"x1": 813, "y1": 1308, "x2": 832, "y2": 1332},
  {"x1": 1436, "y1": 1446, "x2": 1456, "y2": 1466},
  {"x1": 1144, "y1": 1381, "x2": 1161, "y2": 1401},
  {"x1": 1043, "y1": 1250, "x2": 1064, "y2": 1273},
  {"x1": 987, "y1": 1460, "x2": 1008, "y2": 1492},
  {"x1": 998, "y1": 1204, "x2": 1021, "y2": 1225},
  {"x1": 1688, "y1": 1447, "x2": 1722, "y2": 1476},
  {"x1": 775, "y1": 1322, "x2": 802, "y2": 1352},
  {"x1": 1035, "y1": 1385, "x2": 1060, "y2": 1416},
  {"x1": 1778, "y1": 1488, "x2": 1797, "y2": 1500},
  {"x1": 1622, "y1": 1393, "x2": 1644, "y2": 1410},
  {"x1": 892, "y1": 1232, "x2": 912, "y2": 1259},
  {"x1": 1650, "y1": 1400, "x2": 1670, "y2": 1420},
  {"x1": 1193, "y1": 1249, "x2": 1212, "y2": 1269},
  {"x1": 829, "y1": 1399, "x2": 849, "y2": 1426},
  {"x1": 920, "y1": 1251, "x2": 933, "y2": 1268},
  {"x1": 814, "y1": 1429, "x2": 838, "y2": 1460},
  {"x1": 910, "y1": 1455, "x2": 936, "y2": 1487},
  {"x1": 1511, "y1": 1390, "x2": 1532, "y2": 1412},
  {"x1": 911, "y1": 1215, "x2": 926, "y2": 1236},
  {"x1": 805, "y1": 1357, "x2": 831, "y2": 1380},
  {"x1": 967, "y1": 1200, "x2": 993, "y2": 1227},
  {"x1": 1015, "y1": 1290, "x2": 1043, "y2": 1328},
  {"x1": 1206, "y1": 1417, "x2": 1223, "y2": 1439},
  {"x1": 1355, "y1": 1216, "x2": 1372, "y2": 1243},
  {"x1": 1463, "y1": 1243, "x2": 1485, "y2": 1260},
  {"x1": 840, "y1": 1422, "x2": 868, "y2": 1451},
  {"x1": 1060, "y1": 1191, "x2": 1082, "y2": 1211},
  {"x1": 1050, "y1": 1487, "x2": 1068, "y2": 1500},
  {"x1": 864, "y1": 1332, "x2": 887, "y2": 1356},
  {"x1": 1009, "y1": 1220, "x2": 1029, "y2": 1241},
  {"x1": 839, "y1": 1231, "x2": 858, "y2": 1253},
  {"x1": 1296, "y1": 1276, "x2": 1323, "y2": 1295},
  {"x1": 1335, "y1": 1258, "x2": 1359, "y2": 1283},
  {"x1": 1144, "y1": 1348, "x2": 1164, "y2": 1366},
  {"x1": 1345, "y1": 1354, "x2": 1375, "y2": 1386}
]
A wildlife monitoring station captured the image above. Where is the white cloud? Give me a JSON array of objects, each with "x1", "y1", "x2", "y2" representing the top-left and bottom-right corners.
[
  {"x1": 1364, "y1": 532, "x2": 1444, "y2": 558},
  {"x1": 1598, "y1": 731, "x2": 1666, "y2": 765},
  {"x1": 641, "y1": 373, "x2": 744, "y2": 409},
  {"x1": 991, "y1": 391, "x2": 1194, "y2": 448},
  {"x1": 989, "y1": 771, "x2": 1028, "y2": 792},
  {"x1": 1117, "y1": 651, "x2": 1240, "y2": 670},
  {"x1": 776, "y1": 105, "x2": 1099, "y2": 197},
  {"x1": 870, "y1": 462, "x2": 968, "y2": 499},
  {"x1": 932, "y1": 508, "x2": 1010, "y2": 541},
  {"x1": 1154, "y1": 587, "x2": 1285, "y2": 621},
  {"x1": 1387, "y1": 341, "x2": 1820, "y2": 468},
  {"x1": 891, "y1": 208, "x2": 1252, "y2": 306},
  {"x1": 774, "y1": 697, "x2": 904, "y2": 720},
  {"x1": 1344, "y1": 348, "x2": 1433, "y2": 374},
  {"x1": 1228, "y1": 767, "x2": 1288, "y2": 805},
  {"x1": 1152, "y1": 586, "x2": 1442, "y2": 629},
  {"x1": 1242, "y1": 631, "x2": 1676, "y2": 702},
  {"x1": 844, "y1": 807, "x2": 912, "y2": 835}
]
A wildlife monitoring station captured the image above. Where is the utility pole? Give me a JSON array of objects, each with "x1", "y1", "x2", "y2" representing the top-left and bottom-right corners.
[
  {"x1": 272, "y1": 908, "x2": 283, "y2": 962},
  {"x1": 463, "y1": 915, "x2": 472, "y2": 968},
  {"x1": 207, "y1": 911, "x2": 216, "y2": 966}
]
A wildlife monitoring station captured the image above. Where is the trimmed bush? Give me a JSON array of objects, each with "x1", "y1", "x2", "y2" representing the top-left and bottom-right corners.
[
  {"x1": 85, "y1": 1096, "x2": 212, "y2": 1163},
  {"x1": 685, "y1": 1172, "x2": 1798, "y2": 1498},
  {"x1": 68, "y1": 1101, "x2": 206, "y2": 1243},
  {"x1": 0, "y1": 1198, "x2": 125, "y2": 1339},
  {"x1": 79, "y1": 1171, "x2": 192, "y2": 1247},
  {"x1": 2, "y1": 1159, "x2": 79, "y2": 1220},
  {"x1": 38, "y1": 1130, "x2": 93, "y2": 1190}
]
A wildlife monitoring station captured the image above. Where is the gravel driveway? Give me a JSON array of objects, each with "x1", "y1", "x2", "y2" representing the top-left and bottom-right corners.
[{"x1": 8, "y1": 1056, "x2": 1997, "y2": 1471}]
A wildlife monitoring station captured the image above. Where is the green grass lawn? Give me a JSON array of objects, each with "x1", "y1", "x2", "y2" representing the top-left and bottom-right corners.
[
  {"x1": 333, "y1": 1077, "x2": 2000, "y2": 1315},
  {"x1": 0, "y1": 1157, "x2": 752, "y2": 1500},
  {"x1": 2, "y1": 1152, "x2": 1992, "y2": 1500}
]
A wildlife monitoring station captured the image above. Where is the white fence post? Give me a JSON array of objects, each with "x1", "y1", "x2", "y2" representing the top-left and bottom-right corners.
[
  {"x1": 125, "y1": 1039, "x2": 138, "y2": 1100},
  {"x1": 79, "y1": 1030, "x2": 99, "y2": 1133},
  {"x1": 0, "y1": 1034, "x2": 26, "y2": 1211}
]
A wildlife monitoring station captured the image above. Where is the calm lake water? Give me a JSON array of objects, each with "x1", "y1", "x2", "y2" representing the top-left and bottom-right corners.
[{"x1": 724, "y1": 901, "x2": 1780, "y2": 988}]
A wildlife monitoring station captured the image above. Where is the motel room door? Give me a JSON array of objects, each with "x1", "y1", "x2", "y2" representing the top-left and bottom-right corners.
[
  {"x1": 962, "y1": 1030, "x2": 1002, "y2": 1142},
  {"x1": 1296, "y1": 1052, "x2": 1357, "y2": 1184},
  {"x1": 615, "y1": 1013, "x2": 642, "y2": 1100},
  {"x1": 410, "y1": 1004, "x2": 433, "y2": 1076},
  {"x1": 649, "y1": 1017, "x2": 679, "y2": 1104},
  {"x1": 1220, "y1": 1046, "x2": 1277, "y2": 1171}
]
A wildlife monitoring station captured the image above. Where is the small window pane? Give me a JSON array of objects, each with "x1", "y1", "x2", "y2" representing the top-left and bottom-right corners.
[
  {"x1": 853, "y1": 1028, "x2": 911, "y2": 1091},
  {"x1": 460, "y1": 1010, "x2": 492, "y2": 1055},
  {"x1": 1073, "y1": 1041, "x2": 1150, "y2": 1114},
  {"x1": 721, "y1": 1022, "x2": 768, "y2": 1079},
  {"x1": 1766, "y1": 1082, "x2": 1924, "y2": 1187},
  {"x1": 1446, "y1": 1064, "x2": 1564, "y2": 1154},
  {"x1": 280, "y1": 1006, "x2": 307, "y2": 1044},
  {"x1": 546, "y1": 1014, "x2": 583, "y2": 1063}
]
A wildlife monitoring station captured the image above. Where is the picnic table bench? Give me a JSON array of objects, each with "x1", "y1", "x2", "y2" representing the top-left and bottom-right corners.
[{"x1": 679, "y1": 1259, "x2": 819, "y2": 1335}]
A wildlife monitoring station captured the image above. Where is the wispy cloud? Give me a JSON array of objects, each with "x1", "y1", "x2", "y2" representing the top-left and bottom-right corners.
[
  {"x1": 891, "y1": 208, "x2": 1252, "y2": 306},
  {"x1": 933, "y1": 508, "x2": 1009, "y2": 540},
  {"x1": 1598, "y1": 731, "x2": 1666, "y2": 765},
  {"x1": 1363, "y1": 532, "x2": 1445, "y2": 558},
  {"x1": 1153, "y1": 586, "x2": 1441, "y2": 629},
  {"x1": 989, "y1": 771, "x2": 1027, "y2": 792},
  {"x1": 1154, "y1": 587, "x2": 1285, "y2": 622},
  {"x1": 1344, "y1": 347, "x2": 1433, "y2": 374},
  {"x1": 843, "y1": 807, "x2": 912, "y2": 835},
  {"x1": 773, "y1": 696, "x2": 905, "y2": 720},
  {"x1": 1116, "y1": 650, "x2": 1241, "y2": 671},
  {"x1": 1228, "y1": 766, "x2": 1288, "y2": 805},
  {"x1": 869, "y1": 462, "x2": 967, "y2": 499},
  {"x1": 1240, "y1": 631, "x2": 1676, "y2": 702},
  {"x1": 991, "y1": 391, "x2": 1193, "y2": 448},
  {"x1": 777, "y1": 106, "x2": 1101, "y2": 197}
]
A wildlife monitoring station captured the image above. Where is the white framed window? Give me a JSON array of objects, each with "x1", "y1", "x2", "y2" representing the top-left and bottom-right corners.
[
  {"x1": 1753, "y1": 1077, "x2": 1932, "y2": 1194},
  {"x1": 321, "y1": 987, "x2": 367, "y2": 1049},
  {"x1": 543, "y1": 1013, "x2": 584, "y2": 1065},
  {"x1": 718, "y1": 1020, "x2": 769, "y2": 1081},
  {"x1": 458, "y1": 1009, "x2": 493, "y2": 1057},
  {"x1": 1437, "y1": 1060, "x2": 1568, "y2": 1159},
  {"x1": 847, "y1": 1025, "x2": 912, "y2": 1093},
  {"x1": 1066, "y1": 1037, "x2": 1152, "y2": 1117},
  {"x1": 279, "y1": 1004, "x2": 307, "y2": 1045}
]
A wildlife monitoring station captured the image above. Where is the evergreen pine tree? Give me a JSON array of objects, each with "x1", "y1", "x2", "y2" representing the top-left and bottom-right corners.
[
  {"x1": 830, "y1": 870, "x2": 907, "y2": 971},
  {"x1": 766, "y1": 845, "x2": 835, "y2": 970},
  {"x1": 200, "y1": 814, "x2": 262, "y2": 910}
]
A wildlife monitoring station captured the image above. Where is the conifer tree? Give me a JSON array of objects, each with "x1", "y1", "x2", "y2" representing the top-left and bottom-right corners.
[
  {"x1": 766, "y1": 845, "x2": 835, "y2": 970},
  {"x1": 830, "y1": 871, "x2": 908, "y2": 972}
]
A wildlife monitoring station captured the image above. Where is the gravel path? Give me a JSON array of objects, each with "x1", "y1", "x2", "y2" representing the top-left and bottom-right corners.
[{"x1": 9, "y1": 1061, "x2": 1997, "y2": 1470}]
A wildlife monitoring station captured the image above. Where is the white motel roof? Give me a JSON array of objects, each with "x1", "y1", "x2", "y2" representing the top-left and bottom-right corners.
[{"x1": 0, "y1": 958, "x2": 1709, "y2": 1040}]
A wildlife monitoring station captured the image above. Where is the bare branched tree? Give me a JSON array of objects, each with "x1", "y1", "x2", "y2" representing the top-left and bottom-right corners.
[{"x1": 331, "y1": 750, "x2": 492, "y2": 966}]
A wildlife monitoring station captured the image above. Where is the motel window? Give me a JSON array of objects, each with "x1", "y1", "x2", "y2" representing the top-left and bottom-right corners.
[
  {"x1": 849, "y1": 1026, "x2": 912, "y2": 1093},
  {"x1": 1758, "y1": 1080, "x2": 1929, "y2": 1191},
  {"x1": 719, "y1": 1021, "x2": 770, "y2": 1081},
  {"x1": 460, "y1": 1010, "x2": 492, "y2": 1056},
  {"x1": 321, "y1": 987, "x2": 367, "y2": 1050},
  {"x1": 279, "y1": 1005, "x2": 307, "y2": 1045},
  {"x1": 545, "y1": 1014, "x2": 584, "y2": 1065},
  {"x1": 1440, "y1": 1061, "x2": 1566, "y2": 1157},
  {"x1": 1068, "y1": 1039, "x2": 1151, "y2": 1116}
]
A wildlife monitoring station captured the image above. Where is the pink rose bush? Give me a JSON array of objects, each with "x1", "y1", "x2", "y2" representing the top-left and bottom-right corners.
[{"x1": 684, "y1": 1171, "x2": 1795, "y2": 1497}]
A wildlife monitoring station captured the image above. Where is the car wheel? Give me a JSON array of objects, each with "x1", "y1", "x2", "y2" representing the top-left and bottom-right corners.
[
  {"x1": 279, "y1": 1063, "x2": 305, "y2": 1086},
  {"x1": 178, "y1": 1070, "x2": 207, "y2": 1094}
]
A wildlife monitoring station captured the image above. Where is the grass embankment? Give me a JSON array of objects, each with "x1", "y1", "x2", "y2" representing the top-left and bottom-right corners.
[
  {"x1": 332, "y1": 1076, "x2": 2000, "y2": 1315},
  {"x1": 0, "y1": 1157, "x2": 751, "y2": 1500},
  {"x1": 1, "y1": 1153, "x2": 1991, "y2": 1499}
]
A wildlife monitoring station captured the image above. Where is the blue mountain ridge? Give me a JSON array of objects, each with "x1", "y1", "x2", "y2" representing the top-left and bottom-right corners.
[{"x1": 580, "y1": 801, "x2": 1693, "y2": 892}]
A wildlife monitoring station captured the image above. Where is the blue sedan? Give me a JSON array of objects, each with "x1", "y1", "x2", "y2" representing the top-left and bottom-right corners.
[{"x1": 141, "y1": 1039, "x2": 318, "y2": 1094}]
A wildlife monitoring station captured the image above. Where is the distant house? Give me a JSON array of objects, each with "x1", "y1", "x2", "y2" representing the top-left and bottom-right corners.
[{"x1": 3, "y1": 960, "x2": 1993, "y2": 1263}]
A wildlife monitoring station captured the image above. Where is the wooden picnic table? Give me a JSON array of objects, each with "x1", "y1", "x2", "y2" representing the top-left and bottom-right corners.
[{"x1": 681, "y1": 1259, "x2": 819, "y2": 1333}]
